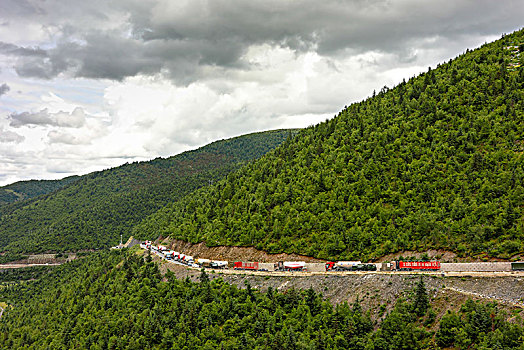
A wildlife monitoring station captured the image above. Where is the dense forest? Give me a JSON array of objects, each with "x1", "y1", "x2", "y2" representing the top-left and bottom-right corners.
[
  {"x1": 0, "y1": 130, "x2": 293, "y2": 253},
  {"x1": 0, "y1": 265, "x2": 55, "y2": 283},
  {"x1": 0, "y1": 176, "x2": 79, "y2": 207},
  {"x1": 135, "y1": 29, "x2": 524, "y2": 261},
  {"x1": 0, "y1": 250, "x2": 521, "y2": 349}
]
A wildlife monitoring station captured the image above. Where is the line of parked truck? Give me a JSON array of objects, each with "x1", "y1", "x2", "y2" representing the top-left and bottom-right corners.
[
  {"x1": 142, "y1": 241, "x2": 443, "y2": 272},
  {"x1": 144, "y1": 241, "x2": 308, "y2": 271}
]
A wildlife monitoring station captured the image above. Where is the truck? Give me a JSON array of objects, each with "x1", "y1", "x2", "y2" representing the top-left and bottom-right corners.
[
  {"x1": 274, "y1": 261, "x2": 306, "y2": 271},
  {"x1": 165, "y1": 251, "x2": 180, "y2": 260},
  {"x1": 210, "y1": 260, "x2": 228, "y2": 269},
  {"x1": 195, "y1": 259, "x2": 228, "y2": 269},
  {"x1": 325, "y1": 261, "x2": 361, "y2": 271},
  {"x1": 196, "y1": 258, "x2": 212, "y2": 267},
  {"x1": 393, "y1": 260, "x2": 440, "y2": 271},
  {"x1": 353, "y1": 263, "x2": 377, "y2": 271},
  {"x1": 140, "y1": 241, "x2": 152, "y2": 250},
  {"x1": 511, "y1": 262, "x2": 524, "y2": 271},
  {"x1": 183, "y1": 255, "x2": 194, "y2": 264},
  {"x1": 163, "y1": 250, "x2": 175, "y2": 259},
  {"x1": 233, "y1": 261, "x2": 259, "y2": 270}
]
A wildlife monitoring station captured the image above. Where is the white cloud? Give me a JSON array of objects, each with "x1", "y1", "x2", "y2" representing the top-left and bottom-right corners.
[
  {"x1": 0, "y1": 0, "x2": 523, "y2": 185},
  {"x1": 0, "y1": 127, "x2": 24, "y2": 143}
]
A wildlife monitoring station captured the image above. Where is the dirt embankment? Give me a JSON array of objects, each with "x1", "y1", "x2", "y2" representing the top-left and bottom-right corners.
[
  {"x1": 159, "y1": 239, "x2": 521, "y2": 263},
  {"x1": 161, "y1": 239, "x2": 326, "y2": 263},
  {"x1": 376, "y1": 250, "x2": 458, "y2": 263},
  {"x1": 375, "y1": 249, "x2": 522, "y2": 263},
  {"x1": 155, "y1": 257, "x2": 524, "y2": 323}
]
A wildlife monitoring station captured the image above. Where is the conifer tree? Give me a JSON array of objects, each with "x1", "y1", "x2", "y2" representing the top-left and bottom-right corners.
[{"x1": 413, "y1": 277, "x2": 429, "y2": 316}]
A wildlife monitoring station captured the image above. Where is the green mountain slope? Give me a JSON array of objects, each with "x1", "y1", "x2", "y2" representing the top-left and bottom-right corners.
[
  {"x1": 0, "y1": 177, "x2": 79, "y2": 207},
  {"x1": 135, "y1": 29, "x2": 524, "y2": 260},
  {"x1": 0, "y1": 130, "x2": 293, "y2": 253}
]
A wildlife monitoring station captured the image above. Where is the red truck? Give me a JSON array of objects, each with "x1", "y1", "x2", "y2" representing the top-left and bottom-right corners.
[
  {"x1": 233, "y1": 261, "x2": 259, "y2": 270},
  {"x1": 395, "y1": 260, "x2": 440, "y2": 271}
]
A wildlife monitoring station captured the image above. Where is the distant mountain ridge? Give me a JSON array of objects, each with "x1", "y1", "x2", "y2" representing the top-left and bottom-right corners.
[
  {"x1": 0, "y1": 130, "x2": 294, "y2": 253},
  {"x1": 0, "y1": 177, "x2": 79, "y2": 207},
  {"x1": 134, "y1": 29, "x2": 524, "y2": 261}
]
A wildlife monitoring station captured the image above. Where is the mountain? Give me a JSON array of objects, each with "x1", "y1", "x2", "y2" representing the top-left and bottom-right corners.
[
  {"x1": 0, "y1": 130, "x2": 294, "y2": 253},
  {"x1": 135, "y1": 29, "x2": 524, "y2": 261},
  {"x1": 0, "y1": 177, "x2": 79, "y2": 207}
]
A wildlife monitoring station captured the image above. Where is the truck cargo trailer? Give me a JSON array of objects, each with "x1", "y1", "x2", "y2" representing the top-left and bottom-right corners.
[
  {"x1": 196, "y1": 258, "x2": 211, "y2": 267},
  {"x1": 325, "y1": 261, "x2": 375, "y2": 271},
  {"x1": 211, "y1": 261, "x2": 228, "y2": 269},
  {"x1": 233, "y1": 262, "x2": 259, "y2": 270},
  {"x1": 275, "y1": 261, "x2": 306, "y2": 271},
  {"x1": 395, "y1": 261, "x2": 440, "y2": 271}
]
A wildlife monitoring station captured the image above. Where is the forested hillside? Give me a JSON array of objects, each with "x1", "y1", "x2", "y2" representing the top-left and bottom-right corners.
[
  {"x1": 0, "y1": 250, "x2": 521, "y2": 349},
  {"x1": 0, "y1": 176, "x2": 79, "y2": 207},
  {"x1": 135, "y1": 29, "x2": 524, "y2": 261},
  {"x1": 0, "y1": 130, "x2": 293, "y2": 253}
]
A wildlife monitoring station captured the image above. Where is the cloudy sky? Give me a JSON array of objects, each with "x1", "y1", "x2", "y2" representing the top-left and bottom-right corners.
[{"x1": 0, "y1": 0, "x2": 522, "y2": 186}]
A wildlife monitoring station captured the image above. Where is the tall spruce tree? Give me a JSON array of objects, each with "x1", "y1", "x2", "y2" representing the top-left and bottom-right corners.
[{"x1": 413, "y1": 277, "x2": 429, "y2": 316}]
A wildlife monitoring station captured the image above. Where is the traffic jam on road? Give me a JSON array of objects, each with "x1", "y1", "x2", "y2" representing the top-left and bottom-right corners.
[{"x1": 137, "y1": 241, "x2": 517, "y2": 274}]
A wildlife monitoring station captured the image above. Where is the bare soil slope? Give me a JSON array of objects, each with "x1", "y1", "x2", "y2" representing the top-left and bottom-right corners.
[{"x1": 162, "y1": 238, "x2": 326, "y2": 262}]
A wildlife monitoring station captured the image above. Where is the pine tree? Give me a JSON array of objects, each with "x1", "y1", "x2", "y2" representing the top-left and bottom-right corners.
[
  {"x1": 199, "y1": 268, "x2": 209, "y2": 283},
  {"x1": 412, "y1": 277, "x2": 429, "y2": 316}
]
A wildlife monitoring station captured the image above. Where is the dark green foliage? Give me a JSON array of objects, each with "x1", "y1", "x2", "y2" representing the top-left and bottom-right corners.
[
  {"x1": 412, "y1": 277, "x2": 429, "y2": 316},
  {"x1": 136, "y1": 29, "x2": 524, "y2": 260},
  {"x1": 436, "y1": 300, "x2": 524, "y2": 349},
  {"x1": 0, "y1": 130, "x2": 293, "y2": 253},
  {"x1": 371, "y1": 299, "x2": 431, "y2": 349},
  {"x1": 0, "y1": 265, "x2": 55, "y2": 283},
  {"x1": 0, "y1": 254, "x2": 27, "y2": 264},
  {"x1": 436, "y1": 310, "x2": 462, "y2": 347}
]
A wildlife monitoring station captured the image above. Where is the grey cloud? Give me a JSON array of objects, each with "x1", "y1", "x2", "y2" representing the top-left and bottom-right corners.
[
  {"x1": 2, "y1": 0, "x2": 523, "y2": 84},
  {"x1": 0, "y1": 42, "x2": 47, "y2": 57},
  {"x1": 9, "y1": 110, "x2": 52, "y2": 127},
  {"x1": 0, "y1": 83, "x2": 9, "y2": 96},
  {"x1": 14, "y1": 58, "x2": 56, "y2": 79},
  {"x1": 129, "y1": 0, "x2": 524, "y2": 55},
  {"x1": 0, "y1": 127, "x2": 24, "y2": 143},
  {"x1": 9, "y1": 107, "x2": 87, "y2": 128},
  {"x1": 0, "y1": 0, "x2": 46, "y2": 17},
  {"x1": 47, "y1": 130, "x2": 88, "y2": 145}
]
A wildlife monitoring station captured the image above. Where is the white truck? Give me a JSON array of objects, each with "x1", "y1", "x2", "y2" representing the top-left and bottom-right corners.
[
  {"x1": 211, "y1": 260, "x2": 228, "y2": 269},
  {"x1": 274, "y1": 261, "x2": 306, "y2": 271}
]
